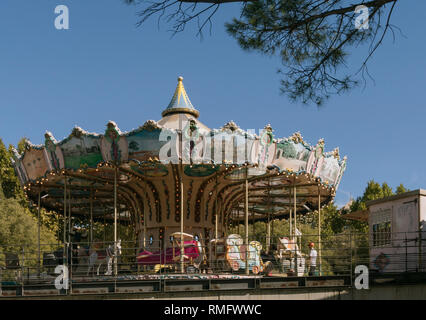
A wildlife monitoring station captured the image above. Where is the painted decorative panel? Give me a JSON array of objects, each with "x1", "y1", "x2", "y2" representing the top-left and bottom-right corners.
[
  {"x1": 60, "y1": 136, "x2": 103, "y2": 169},
  {"x1": 127, "y1": 129, "x2": 169, "y2": 162},
  {"x1": 273, "y1": 140, "x2": 310, "y2": 172},
  {"x1": 22, "y1": 149, "x2": 48, "y2": 181}
]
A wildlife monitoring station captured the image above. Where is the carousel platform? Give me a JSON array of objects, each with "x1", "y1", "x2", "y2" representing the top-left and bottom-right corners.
[{"x1": 0, "y1": 273, "x2": 351, "y2": 298}]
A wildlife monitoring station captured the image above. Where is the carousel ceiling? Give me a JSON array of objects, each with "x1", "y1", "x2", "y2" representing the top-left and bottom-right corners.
[{"x1": 11, "y1": 77, "x2": 347, "y2": 225}]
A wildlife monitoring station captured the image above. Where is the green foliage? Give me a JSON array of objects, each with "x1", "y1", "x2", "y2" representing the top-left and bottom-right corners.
[
  {"x1": 381, "y1": 182, "x2": 394, "y2": 198},
  {"x1": 90, "y1": 221, "x2": 135, "y2": 244},
  {"x1": 0, "y1": 139, "x2": 22, "y2": 199},
  {"x1": 126, "y1": 0, "x2": 398, "y2": 105},
  {"x1": 322, "y1": 203, "x2": 347, "y2": 235},
  {"x1": 0, "y1": 187, "x2": 57, "y2": 246},
  {"x1": 0, "y1": 185, "x2": 58, "y2": 272},
  {"x1": 349, "y1": 180, "x2": 409, "y2": 213},
  {"x1": 0, "y1": 137, "x2": 60, "y2": 253},
  {"x1": 224, "y1": 0, "x2": 396, "y2": 105},
  {"x1": 16, "y1": 138, "x2": 28, "y2": 155},
  {"x1": 396, "y1": 183, "x2": 409, "y2": 194}
]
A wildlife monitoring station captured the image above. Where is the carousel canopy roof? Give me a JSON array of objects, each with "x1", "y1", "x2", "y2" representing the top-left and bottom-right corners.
[
  {"x1": 11, "y1": 77, "x2": 347, "y2": 226},
  {"x1": 162, "y1": 76, "x2": 199, "y2": 118}
]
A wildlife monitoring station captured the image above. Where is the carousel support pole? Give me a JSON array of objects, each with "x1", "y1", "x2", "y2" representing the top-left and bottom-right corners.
[
  {"x1": 68, "y1": 182, "x2": 71, "y2": 244},
  {"x1": 293, "y1": 184, "x2": 297, "y2": 274},
  {"x1": 252, "y1": 208, "x2": 255, "y2": 238},
  {"x1": 215, "y1": 175, "x2": 218, "y2": 261},
  {"x1": 143, "y1": 211, "x2": 147, "y2": 272},
  {"x1": 63, "y1": 177, "x2": 67, "y2": 265},
  {"x1": 293, "y1": 185, "x2": 297, "y2": 238},
  {"x1": 68, "y1": 182, "x2": 72, "y2": 276},
  {"x1": 271, "y1": 217, "x2": 274, "y2": 250},
  {"x1": 245, "y1": 177, "x2": 249, "y2": 276},
  {"x1": 143, "y1": 212, "x2": 147, "y2": 249},
  {"x1": 103, "y1": 209, "x2": 106, "y2": 243},
  {"x1": 180, "y1": 167, "x2": 184, "y2": 273},
  {"x1": 37, "y1": 190, "x2": 41, "y2": 276},
  {"x1": 220, "y1": 200, "x2": 223, "y2": 238},
  {"x1": 214, "y1": 212, "x2": 218, "y2": 253},
  {"x1": 238, "y1": 208, "x2": 241, "y2": 235},
  {"x1": 90, "y1": 188, "x2": 93, "y2": 245},
  {"x1": 289, "y1": 187, "x2": 292, "y2": 238},
  {"x1": 114, "y1": 166, "x2": 118, "y2": 277},
  {"x1": 266, "y1": 214, "x2": 271, "y2": 253},
  {"x1": 266, "y1": 178, "x2": 271, "y2": 253},
  {"x1": 318, "y1": 186, "x2": 322, "y2": 276},
  {"x1": 178, "y1": 125, "x2": 185, "y2": 274}
]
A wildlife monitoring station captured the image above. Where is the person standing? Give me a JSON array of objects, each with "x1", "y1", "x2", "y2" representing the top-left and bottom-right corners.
[{"x1": 308, "y1": 242, "x2": 317, "y2": 276}]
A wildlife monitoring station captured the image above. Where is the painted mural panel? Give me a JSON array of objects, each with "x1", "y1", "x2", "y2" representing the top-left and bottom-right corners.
[
  {"x1": 334, "y1": 157, "x2": 346, "y2": 188},
  {"x1": 44, "y1": 134, "x2": 65, "y2": 170},
  {"x1": 100, "y1": 123, "x2": 128, "y2": 163},
  {"x1": 249, "y1": 140, "x2": 269, "y2": 176},
  {"x1": 60, "y1": 136, "x2": 103, "y2": 169},
  {"x1": 235, "y1": 134, "x2": 254, "y2": 165},
  {"x1": 318, "y1": 156, "x2": 340, "y2": 185},
  {"x1": 256, "y1": 128, "x2": 275, "y2": 168},
  {"x1": 12, "y1": 157, "x2": 29, "y2": 184},
  {"x1": 182, "y1": 134, "x2": 206, "y2": 164},
  {"x1": 306, "y1": 140, "x2": 324, "y2": 175},
  {"x1": 273, "y1": 140, "x2": 310, "y2": 172},
  {"x1": 127, "y1": 129, "x2": 170, "y2": 162},
  {"x1": 202, "y1": 131, "x2": 257, "y2": 165},
  {"x1": 22, "y1": 149, "x2": 49, "y2": 181},
  {"x1": 207, "y1": 132, "x2": 235, "y2": 164}
]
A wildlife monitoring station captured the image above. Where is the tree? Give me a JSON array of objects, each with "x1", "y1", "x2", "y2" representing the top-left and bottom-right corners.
[
  {"x1": 125, "y1": 0, "x2": 399, "y2": 105},
  {"x1": 0, "y1": 139, "x2": 22, "y2": 199},
  {"x1": 0, "y1": 137, "x2": 61, "y2": 243},
  {"x1": 381, "y1": 182, "x2": 394, "y2": 198},
  {"x1": 350, "y1": 180, "x2": 389, "y2": 212},
  {"x1": 396, "y1": 183, "x2": 409, "y2": 194},
  {"x1": 0, "y1": 186, "x2": 57, "y2": 246},
  {"x1": 16, "y1": 138, "x2": 29, "y2": 155}
]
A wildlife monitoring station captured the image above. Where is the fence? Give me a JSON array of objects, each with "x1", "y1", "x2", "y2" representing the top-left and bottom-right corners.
[{"x1": 0, "y1": 231, "x2": 424, "y2": 297}]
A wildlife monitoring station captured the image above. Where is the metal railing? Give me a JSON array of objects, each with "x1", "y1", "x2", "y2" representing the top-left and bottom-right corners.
[{"x1": 0, "y1": 231, "x2": 424, "y2": 297}]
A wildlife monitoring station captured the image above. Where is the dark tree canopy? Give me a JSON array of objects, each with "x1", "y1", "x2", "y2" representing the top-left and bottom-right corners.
[{"x1": 125, "y1": 0, "x2": 399, "y2": 105}]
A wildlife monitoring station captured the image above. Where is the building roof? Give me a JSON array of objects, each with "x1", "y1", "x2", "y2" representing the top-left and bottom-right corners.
[
  {"x1": 341, "y1": 209, "x2": 369, "y2": 222},
  {"x1": 162, "y1": 76, "x2": 199, "y2": 118},
  {"x1": 366, "y1": 189, "x2": 426, "y2": 207}
]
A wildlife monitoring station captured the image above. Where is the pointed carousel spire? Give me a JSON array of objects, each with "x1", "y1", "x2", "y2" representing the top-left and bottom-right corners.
[{"x1": 162, "y1": 76, "x2": 200, "y2": 118}]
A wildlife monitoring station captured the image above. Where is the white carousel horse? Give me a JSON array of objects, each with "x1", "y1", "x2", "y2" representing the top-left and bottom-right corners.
[
  {"x1": 87, "y1": 240, "x2": 122, "y2": 276},
  {"x1": 277, "y1": 237, "x2": 302, "y2": 258},
  {"x1": 276, "y1": 237, "x2": 305, "y2": 276}
]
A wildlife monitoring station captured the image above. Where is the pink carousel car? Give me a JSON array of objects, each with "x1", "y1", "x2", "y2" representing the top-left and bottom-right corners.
[{"x1": 137, "y1": 232, "x2": 205, "y2": 271}]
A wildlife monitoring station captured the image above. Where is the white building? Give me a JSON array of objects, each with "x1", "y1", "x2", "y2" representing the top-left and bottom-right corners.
[{"x1": 366, "y1": 190, "x2": 426, "y2": 273}]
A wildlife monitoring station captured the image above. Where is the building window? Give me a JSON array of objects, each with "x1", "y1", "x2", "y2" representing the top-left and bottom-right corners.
[{"x1": 372, "y1": 221, "x2": 391, "y2": 247}]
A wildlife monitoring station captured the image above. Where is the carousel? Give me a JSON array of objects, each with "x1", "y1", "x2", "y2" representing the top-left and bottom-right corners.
[{"x1": 11, "y1": 76, "x2": 347, "y2": 276}]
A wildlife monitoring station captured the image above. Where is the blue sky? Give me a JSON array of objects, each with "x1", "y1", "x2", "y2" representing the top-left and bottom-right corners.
[{"x1": 0, "y1": 1, "x2": 425, "y2": 207}]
